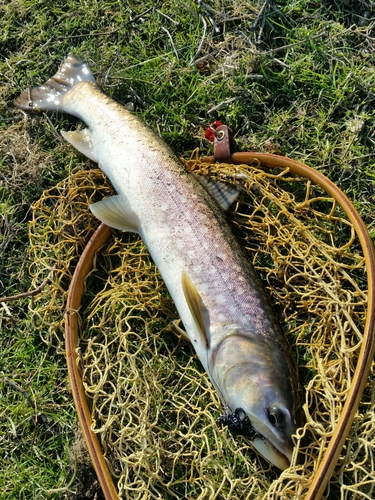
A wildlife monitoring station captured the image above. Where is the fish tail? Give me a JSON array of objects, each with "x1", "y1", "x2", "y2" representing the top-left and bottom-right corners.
[{"x1": 14, "y1": 53, "x2": 96, "y2": 111}]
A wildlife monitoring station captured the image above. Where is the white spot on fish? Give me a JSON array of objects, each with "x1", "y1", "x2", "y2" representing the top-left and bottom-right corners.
[
  {"x1": 198, "y1": 282, "x2": 209, "y2": 294},
  {"x1": 217, "y1": 313, "x2": 227, "y2": 322},
  {"x1": 216, "y1": 253, "x2": 227, "y2": 262},
  {"x1": 215, "y1": 294, "x2": 227, "y2": 305},
  {"x1": 176, "y1": 239, "x2": 185, "y2": 251},
  {"x1": 192, "y1": 264, "x2": 203, "y2": 274},
  {"x1": 188, "y1": 249, "x2": 196, "y2": 260}
]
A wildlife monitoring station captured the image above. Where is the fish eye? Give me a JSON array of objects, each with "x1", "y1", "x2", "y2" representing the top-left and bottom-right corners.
[{"x1": 267, "y1": 405, "x2": 290, "y2": 429}]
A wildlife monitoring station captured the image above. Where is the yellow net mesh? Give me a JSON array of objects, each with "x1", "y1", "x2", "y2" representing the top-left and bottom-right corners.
[{"x1": 28, "y1": 159, "x2": 375, "y2": 499}]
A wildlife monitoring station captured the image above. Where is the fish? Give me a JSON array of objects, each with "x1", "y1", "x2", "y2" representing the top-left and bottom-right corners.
[{"x1": 15, "y1": 53, "x2": 300, "y2": 470}]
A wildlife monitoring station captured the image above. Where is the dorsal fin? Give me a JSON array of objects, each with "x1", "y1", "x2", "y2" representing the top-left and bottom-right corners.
[{"x1": 194, "y1": 174, "x2": 240, "y2": 211}]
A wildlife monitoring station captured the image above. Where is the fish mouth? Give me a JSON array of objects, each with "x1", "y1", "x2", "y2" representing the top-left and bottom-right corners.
[
  {"x1": 251, "y1": 435, "x2": 291, "y2": 470},
  {"x1": 251, "y1": 417, "x2": 293, "y2": 470},
  {"x1": 217, "y1": 407, "x2": 292, "y2": 470}
]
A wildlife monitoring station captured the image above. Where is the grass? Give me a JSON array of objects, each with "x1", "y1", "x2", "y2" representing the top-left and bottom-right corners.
[{"x1": 1, "y1": 0, "x2": 375, "y2": 498}]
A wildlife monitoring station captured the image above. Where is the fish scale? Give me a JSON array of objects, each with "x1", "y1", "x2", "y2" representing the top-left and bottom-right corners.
[{"x1": 15, "y1": 53, "x2": 300, "y2": 470}]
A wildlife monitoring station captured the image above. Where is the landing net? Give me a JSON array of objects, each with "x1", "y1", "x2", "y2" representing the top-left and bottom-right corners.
[{"x1": 28, "y1": 159, "x2": 375, "y2": 499}]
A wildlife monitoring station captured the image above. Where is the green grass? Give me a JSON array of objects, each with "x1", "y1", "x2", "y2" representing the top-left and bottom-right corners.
[
  {"x1": 0, "y1": 313, "x2": 74, "y2": 499},
  {"x1": 1, "y1": 0, "x2": 375, "y2": 498}
]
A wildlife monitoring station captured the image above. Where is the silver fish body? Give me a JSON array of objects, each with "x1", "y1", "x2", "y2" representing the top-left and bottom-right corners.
[{"x1": 15, "y1": 54, "x2": 300, "y2": 470}]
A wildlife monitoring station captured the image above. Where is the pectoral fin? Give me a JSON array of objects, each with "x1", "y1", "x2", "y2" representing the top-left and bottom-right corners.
[
  {"x1": 90, "y1": 195, "x2": 139, "y2": 232},
  {"x1": 168, "y1": 320, "x2": 191, "y2": 343},
  {"x1": 194, "y1": 174, "x2": 241, "y2": 211},
  {"x1": 61, "y1": 128, "x2": 98, "y2": 163},
  {"x1": 181, "y1": 270, "x2": 209, "y2": 349}
]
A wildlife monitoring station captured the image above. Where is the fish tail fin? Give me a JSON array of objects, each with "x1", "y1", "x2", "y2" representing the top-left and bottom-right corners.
[{"x1": 14, "y1": 53, "x2": 96, "y2": 112}]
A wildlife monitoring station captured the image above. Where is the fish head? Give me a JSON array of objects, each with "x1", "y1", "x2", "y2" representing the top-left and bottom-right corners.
[{"x1": 211, "y1": 330, "x2": 298, "y2": 470}]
